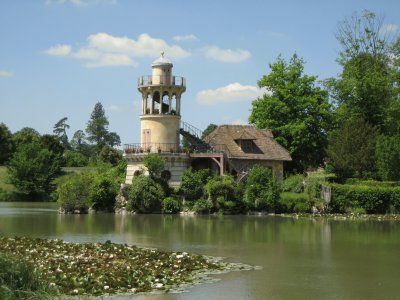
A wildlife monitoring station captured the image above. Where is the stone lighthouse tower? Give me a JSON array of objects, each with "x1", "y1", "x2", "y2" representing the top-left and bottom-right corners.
[
  {"x1": 138, "y1": 51, "x2": 186, "y2": 152},
  {"x1": 124, "y1": 52, "x2": 190, "y2": 187}
]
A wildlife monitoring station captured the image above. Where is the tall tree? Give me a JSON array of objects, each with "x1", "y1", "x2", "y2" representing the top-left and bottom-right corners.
[
  {"x1": 336, "y1": 10, "x2": 391, "y2": 65},
  {"x1": 249, "y1": 54, "x2": 332, "y2": 171},
  {"x1": 0, "y1": 123, "x2": 14, "y2": 164},
  {"x1": 86, "y1": 102, "x2": 110, "y2": 151},
  {"x1": 53, "y1": 117, "x2": 70, "y2": 148},
  {"x1": 326, "y1": 10, "x2": 399, "y2": 133}
]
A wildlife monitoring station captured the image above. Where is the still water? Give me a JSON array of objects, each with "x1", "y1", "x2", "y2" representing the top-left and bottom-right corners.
[{"x1": 0, "y1": 202, "x2": 399, "y2": 300}]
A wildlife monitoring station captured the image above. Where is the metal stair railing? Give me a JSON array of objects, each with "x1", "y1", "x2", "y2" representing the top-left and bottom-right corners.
[{"x1": 180, "y1": 121, "x2": 203, "y2": 140}]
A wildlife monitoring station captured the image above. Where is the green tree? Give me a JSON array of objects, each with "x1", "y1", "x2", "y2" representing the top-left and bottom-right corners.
[
  {"x1": 90, "y1": 173, "x2": 118, "y2": 212},
  {"x1": 70, "y1": 130, "x2": 86, "y2": 151},
  {"x1": 53, "y1": 117, "x2": 70, "y2": 148},
  {"x1": 143, "y1": 154, "x2": 166, "y2": 178},
  {"x1": 180, "y1": 168, "x2": 209, "y2": 201},
  {"x1": 99, "y1": 145, "x2": 122, "y2": 166},
  {"x1": 40, "y1": 134, "x2": 65, "y2": 156},
  {"x1": 375, "y1": 135, "x2": 400, "y2": 181},
  {"x1": 86, "y1": 102, "x2": 110, "y2": 151},
  {"x1": 126, "y1": 175, "x2": 164, "y2": 213},
  {"x1": 106, "y1": 132, "x2": 121, "y2": 147},
  {"x1": 57, "y1": 172, "x2": 93, "y2": 212},
  {"x1": 202, "y1": 123, "x2": 218, "y2": 139},
  {"x1": 327, "y1": 118, "x2": 378, "y2": 181},
  {"x1": 0, "y1": 123, "x2": 14, "y2": 164},
  {"x1": 249, "y1": 54, "x2": 332, "y2": 171},
  {"x1": 326, "y1": 10, "x2": 399, "y2": 133},
  {"x1": 244, "y1": 165, "x2": 281, "y2": 211},
  {"x1": 64, "y1": 150, "x2": 88, "y2": 167},
  {"x1": 8, "y1": 141, "x2": 62, "y2": 196},
  {"x1": 12, "y1": 127, "x2": 40, "y2": 149}
]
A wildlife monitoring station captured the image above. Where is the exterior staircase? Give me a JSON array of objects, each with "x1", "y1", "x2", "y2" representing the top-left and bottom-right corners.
[{"x1": 179, "y1": 121, "x2": 212, "y2": 152}]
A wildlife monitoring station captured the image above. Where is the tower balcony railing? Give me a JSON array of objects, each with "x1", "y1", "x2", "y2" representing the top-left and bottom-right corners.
[
  {"x1": 138, "y1": 75, "x2": 186, "y2": 88},
  {"x1": 123, "y1": 142, "x2": 232, "y2": 156}
]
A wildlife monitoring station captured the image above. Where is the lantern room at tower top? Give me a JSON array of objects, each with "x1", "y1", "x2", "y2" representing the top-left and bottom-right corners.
[{"x1": 138, "y1": 52, "x2": 186, "y2": 153}]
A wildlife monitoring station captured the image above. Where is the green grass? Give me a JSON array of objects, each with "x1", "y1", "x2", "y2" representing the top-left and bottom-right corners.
[{"x1": 0, "y1": 166, "x2": 16, "y2": 193}]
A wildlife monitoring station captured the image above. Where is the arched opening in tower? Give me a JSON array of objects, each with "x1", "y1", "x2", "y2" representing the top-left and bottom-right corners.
[
  {"x1": 162, "y1": 92, "x2": 170, "y2": 114},
  {"x1": 171, "y1": 94, "x2": 177, "y2": 115},
  {"x1": 153, "y1": 91, "x2": 160, "y2": 114}
]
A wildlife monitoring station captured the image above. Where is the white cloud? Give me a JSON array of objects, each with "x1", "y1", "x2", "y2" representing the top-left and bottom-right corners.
[
  {"x1": 173, "y1": 34, "x2": 198, "y2": 42},
  {"x1": 197, "y1": 83, "x2": 267, "y2": 105},
  {"x1": 71, "y1": 48, "x2": 99, "y2": 59},
  {"x1": 0, "y1": 70, "x2": 14, "y2": 78},
  {"x1": 84, "y1": 53, "x2": 136, "y2": 68},
  {"x1": 87, "y1": 33, "x2": 191, "y2": 59},
  {"x1": 45, "y1": 44, "x2": 72, "y2": 56},
  {"x1": 380, "y1": 24, "x2": 399, "y2": 35},
  {"x1": 203, "y1": 46, "x2": 251, "y2": 63}
]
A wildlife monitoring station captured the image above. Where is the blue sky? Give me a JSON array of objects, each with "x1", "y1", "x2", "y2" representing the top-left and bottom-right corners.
[{"x1": 1, "y1": 0, "x2": 399, "y2": 145}]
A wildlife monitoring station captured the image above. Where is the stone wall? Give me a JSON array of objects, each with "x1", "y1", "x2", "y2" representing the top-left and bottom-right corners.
[{"x1": 125, "y1": 153, "x2": 190, "y2": 188}]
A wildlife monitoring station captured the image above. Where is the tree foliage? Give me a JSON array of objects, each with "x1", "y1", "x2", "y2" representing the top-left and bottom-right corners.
[
  {"x1": 57, "y1": 172, "x2": 92, "y2": 212},
  {"x1": 202, "y1": 123, "x2": 218, "y2": 139},
  {"x1": 8, "y1": 141, "x2": 62, "y2": 196},
  {"x1": 244, "y1": 165, "x2": 281, "y2": 211},
  {"x1": 327, "y1": 118, "x2": 378, "y2": 181},
  {"x1": 53, "y1": 117, "x2": 70, "y2": 148},
  {"x1": 326, "y1": 10, "x2": 400, "y2": 133},
  {"x1": 12, "y1": 127, "x2": 40, "y2": 149},
  {"x1": 249, "y1": 54, "x2": 332, "y2": 171},
  {"x1": 86, "y1": 102, "x2": 121, "y2": 152},
  {"x1": 375, "y1": 135, "x2": 400, "y2": 181},
  {"x1": 70, "y1": 130, "x2": 87, "y2": 151},
  {"x1": 143, "y1": 154, "x2": 166, "y2": 178},
  {"x1": 180, "y1": 168, "x2": 209, "y2": 201},
  {"x1": 126, "y1": 175, "x2": 164, "y2": 213},
  {"x1": 0, "y1": 123, "x2": 14, "y2": 165},
  {"x1": 99, "y1": 145, "x2": 122, "y2": 166}
]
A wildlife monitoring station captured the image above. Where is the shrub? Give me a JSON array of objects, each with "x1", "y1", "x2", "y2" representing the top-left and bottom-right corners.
[
  {"x1": 126, "y1": 175, "x2": 164, "y2": 213},
  {"x1": 57, "y1": 172, "x2": 93, "y2": 213},
  {"x1": 244, "y1": 165, "x2": 281, "y2": 211},
  {"x1": 280, "y1": 192, "x2": 311, "y2": 213},
  {"x1": 282, "y1": 174, "x2": 305, "y2": 193},
  {"x1": 193, "y1": 198, "x2": 213, "y2": 214},
  {"x1": 305, "y1": 172, "x2": 335, "y2": 202},
  {"x1": 162, "y1": 197, "x2": 181, "y2": 214},
  {"x1": 205, "y1": 175, "x2": 236, "y2": 207},
  {"x1": 180, "y1": 168, "x2": 209, "y2": 201},
  {"x1": 143, "y1": 154, "x2": 166, "y2": 178},
  {"x1": 329, "y1": 183, "x2": 397, "y2": 214},
  {"x1": 90, "y1": 174, "x2": 118, "y2": 212}
]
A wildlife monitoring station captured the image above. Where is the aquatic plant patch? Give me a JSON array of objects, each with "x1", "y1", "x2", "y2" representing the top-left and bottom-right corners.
[{"x1": 0, "y1": 237, "x2": 252, "y2": 298}]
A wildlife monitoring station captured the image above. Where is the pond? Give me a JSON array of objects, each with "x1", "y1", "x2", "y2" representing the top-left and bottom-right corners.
[{"x1": 0, "y1": 202, "x2": 399, "y2": 299}]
